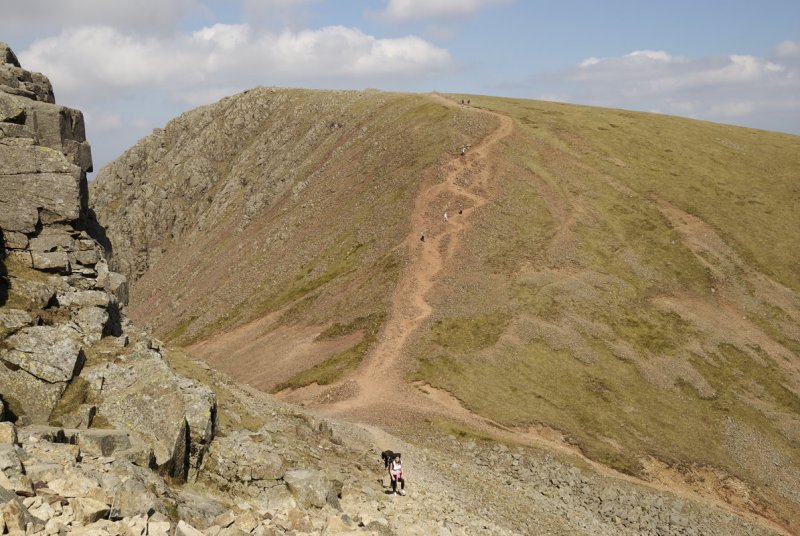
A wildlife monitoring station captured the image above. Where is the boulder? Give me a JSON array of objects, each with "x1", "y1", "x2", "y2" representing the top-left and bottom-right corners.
[
  {"x1": 283, "y1": 469, "x2": 328, "y2": 509},
  {"x1": 0, "y1": 486, "x2": 37, "y2": 532},
  {"x1": 0, "y1": 446, "x2": 28, "y2": 496},
  {"x1": 109, "y1": 478, "x2": 158, "y2": 520},
  {"x1": 0, "y1": 171, "x2": 84, "y2": 233},
  {"x1": 121, "y1": 514, "x2": 148, "y2": 536},
  {"x1": 148, "y1": 520, "x2": 172, "y2": 536},
  {"x1": 28, "y1": 228, "x2": 75, "y2": 253},
  {"x1": 176, "y1": 520, "x2": 204, "y2": 536},
  {"x1": 115, "y1": 442, "x2": 155, "y2": 469},
  {"x1": 19, "y1": 99, "x2": 92, "y2": 173},
  {"x1": 0, "y1": 92, "x2": 25, "y2": 123},
  {"x1": 0, "y1": 445, "x2": 23, "y2": 478},
  {"x1": 200, "y1": 432, "x2": 283, "y2": 492},
  {"x1": 175, "y1": 491, "x2": 226, "y2": 530},
  {"x1": 71, "y1": 497, "x2": 110, "y2": 524},
  {"x1": 96, "y1": 263, "x2": 128, "y2": 307},
  {"x1": 0, "y1": 367, "x2": 66, "y2": 423},
  {"x1": 74, "y1": 429, "x2": 131, "y2": 457},
  {"x1": 0, "y1": 43, "x2": 21, "y2": 68},
  {"x1": 0, "y1": 423, "x2": 17, "y2": 445},
  {"x1": 60, "y1": 403, "x2": 96, "y2": 430},
  {"x1": 73, "y1": 306, "x2": 109, "y2": 343},
  {"x1": 5, "y1": 277, "x2": 57, "y2": 310},
  {"x1": 94, "y1": 354, "x2": 215, "y2": 481},
  {"x1": 322, "y1": 515, "x2": 358, "y2": 535},
  {"x1": 0, "y1": 140, "x2": 77, "y2": 177},
  {"x1": 31, "y1": 251, "x2": 70, "y2": 273},
  {"x1": 1, "y1": 324, "x2": 83, "y2": 382},
  {"x1": 57, "y1": 290, "x2": 109, "y2": 309},
  {"x1": 0, "y1": 309, "x2": 33, "y2": 338},
  {"x1": 73, "y1": 248, "x2": 99, "y2": 266},
  {"x1": 47, "y1": 472, "x2": 101, "y2": 498},
  {"x1": 1, "y1": 231, "x2": 28, "y2": 250}
]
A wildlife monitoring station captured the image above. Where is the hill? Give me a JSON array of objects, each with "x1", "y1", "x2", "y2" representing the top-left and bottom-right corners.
[{"x1": 90, "y1": 88, "x2": 800, "y2": 532}]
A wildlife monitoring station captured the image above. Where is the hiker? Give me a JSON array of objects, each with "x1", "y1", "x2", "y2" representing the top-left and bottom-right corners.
[
  {"x1": 458, "y1": 203, "x2": 463, "y2": 215},
  {"x1": 389, "y1": 453, "x2": 405, "y2": 495},
  {"x1": 381, "y1": 450, "x2": 396, "y2": 487},
  {"x1": 444, "y1": 211, "x2": 448, "y2": 222},
  {"x1": 460, "y1": 146, "x2": 466, "y2": 157},
  {"x1": 419, "y1": 231, "x2": 425, "y2": 242}
]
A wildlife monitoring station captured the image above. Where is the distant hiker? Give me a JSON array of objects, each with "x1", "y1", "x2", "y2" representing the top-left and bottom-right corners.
[
  {"x1": 444, "y1": 211, "x2": 448, "y2": 222},
  {"x1": 467, "y1": 99, "x2": 470, "y2": 105},
  {"x1": 458, "y1": 203, "x2": 463, "y2": 215},
  {"x1": 460, "y1": 99, "x2": 464, "y2": 104},
  {"x1": 460, "y1": 146, "x2": 466, "y2": 157},
  {"x1": 419, "y1": 231, "x2": 425, "y2": 242},
  {"x1": 389, "y1": 453, "x2": 405, "y2": 495}
]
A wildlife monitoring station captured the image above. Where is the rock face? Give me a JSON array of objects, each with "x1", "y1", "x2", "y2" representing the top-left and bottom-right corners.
[
  {"x1": 0, "y1": 42, "x2": 213, "y2": 482},
  {"x1": 0, "y1": 43, "x2": 90, "y2": 235}
]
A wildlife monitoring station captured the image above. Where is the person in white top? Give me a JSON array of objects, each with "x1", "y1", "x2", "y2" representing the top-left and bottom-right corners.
[{"x1": 389, "y1": 453, "x2": 405, "y2": 495}]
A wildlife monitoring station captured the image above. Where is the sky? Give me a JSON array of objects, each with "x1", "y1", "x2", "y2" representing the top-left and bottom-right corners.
[{"x1": 3, "y1": 0, "x2": 799, "y2": 175}]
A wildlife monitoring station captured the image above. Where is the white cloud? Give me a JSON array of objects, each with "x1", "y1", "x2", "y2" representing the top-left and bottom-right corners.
[
  {"x1": 130, "y1": 118, "x2": 152, "y2": 129},
  {"x1": 531, "y1": 47, "x2": 800, "y2": 131},
  {"x1": 84, "y1": 110, "x2": 123, "y2": 131},
  {"x1": 0, "y1": 0, "x2": 203, "y2": 36},
  {"x1": 19, "y1": 24, "x2": 453, "y2": 104},
  {"x1": 380, "y1": 0, "x2": 512, "y2": 21},
  {"x1": 625, "y1": 50, "x2": 673, "y2": 62},
  {"x1": 774, "y1": 40, "x2": 800, "y2": 59}
]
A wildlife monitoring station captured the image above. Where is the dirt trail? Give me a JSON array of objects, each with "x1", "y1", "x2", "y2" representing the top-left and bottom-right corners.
[{"x1": 307, "y1": 94, "x2": 511, "y2": 419}]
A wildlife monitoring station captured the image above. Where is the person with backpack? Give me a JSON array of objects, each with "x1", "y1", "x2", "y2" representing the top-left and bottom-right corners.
[
  {"x1": 389, "y1": 453, "x2": 405, "y2": 495},
  {"x1": 380, "y1": 450, "x2": 395, "y2": 487}
]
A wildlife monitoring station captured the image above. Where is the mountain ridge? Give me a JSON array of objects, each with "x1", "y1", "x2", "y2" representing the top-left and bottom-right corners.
[{"x1": 90, "y1": 85, "x2": 800, "y2": 533}]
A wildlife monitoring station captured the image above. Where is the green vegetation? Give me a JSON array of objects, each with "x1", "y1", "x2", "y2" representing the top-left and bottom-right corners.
[
  {"x1": 49, "y1": 377, "x2": 91, "y2": 426},
  {"x1": 274, "y1": 312, "x2": 386, "y2": 391},
  {"x1": 414, "y1": 95, "x2": 800, "y2": 499},
  {"x1": 427, "y1": 314, "x2": 509, "y2": 352}
]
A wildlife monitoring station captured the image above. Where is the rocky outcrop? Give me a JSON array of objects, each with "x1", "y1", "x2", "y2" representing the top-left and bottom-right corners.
[
  {"x1": 0, "y1": 44, "x2": 90, "y2": 237},
  {"x1": 0, "y1": 42, "x2": 213, "y2": 483}
]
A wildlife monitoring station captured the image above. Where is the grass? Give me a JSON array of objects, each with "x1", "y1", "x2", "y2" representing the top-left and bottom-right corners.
[
  {"x1": 427, "y1": 314, "x2": 509, "y2": 352},
  {"x1": 273, "y1": 312, "x2": 386, "y2": 391},
  {"x1": 49, "y1": 377, "x2": 91, "y2": 426},
  {"x1": 412, "y1": 94, "x2": 800, "y2": 519}
]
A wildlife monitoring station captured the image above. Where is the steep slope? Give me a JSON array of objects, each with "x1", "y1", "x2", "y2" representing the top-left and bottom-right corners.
[
  {"x1": 91, "y1": 90, "x2": 800, "y2": 532},
  {"x1": 91, "y1": 88, "x2": 495, "y2": 390},
  {"x1": 401, "y1": 95, "x2": 800, "y2": 530}
]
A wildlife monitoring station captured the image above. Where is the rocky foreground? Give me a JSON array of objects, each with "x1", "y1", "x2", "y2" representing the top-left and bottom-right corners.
[{"x1": 0, "y1": 43, "x2": 790, "y2": 536}]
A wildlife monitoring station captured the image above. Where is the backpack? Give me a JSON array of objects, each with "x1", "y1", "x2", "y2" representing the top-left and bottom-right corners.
[{"x1": 381, "y1": 450, "x2": 399, "y2": 468}]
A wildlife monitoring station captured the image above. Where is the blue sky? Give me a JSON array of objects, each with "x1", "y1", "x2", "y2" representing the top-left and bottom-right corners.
[{"x1": 2, "y1": 0, "x2": 798, "y2": 174}]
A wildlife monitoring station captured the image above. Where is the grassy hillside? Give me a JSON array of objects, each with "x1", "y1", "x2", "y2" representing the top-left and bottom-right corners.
[
  {"x1": 91, "y1": 88, "x2": 495, "y2": 389},
  {"x1": 92, "y1": 90, "x2": 800, "y2": 529},
  {"x1": 411, "y1": 95, "x2": 800, "y2": 527}
]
